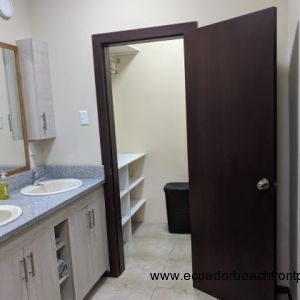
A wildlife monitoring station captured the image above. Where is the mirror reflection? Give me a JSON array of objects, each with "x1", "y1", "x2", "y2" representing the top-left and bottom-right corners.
[{"x1": 0, "y1": 45, "x2": 28, "y2": 174}]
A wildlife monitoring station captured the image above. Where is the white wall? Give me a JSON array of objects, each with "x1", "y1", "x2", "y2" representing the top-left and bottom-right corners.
[
  {"x1": 112, "y1": 40, "x2": 188, "y2": 223},
  {"x1": 0, "y1": 0, "x2": 31, "y2": 44},
  {"x1": 2, "y1": 0, "x2": 289, "y2": 284},
  {"x1": 288, "y1": 0, "x2": 300, "y2": 297}
]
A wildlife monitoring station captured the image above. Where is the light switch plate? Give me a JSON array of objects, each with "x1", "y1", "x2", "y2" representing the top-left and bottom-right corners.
[{"x1": 80, "y1": 110, "x2": 89, "y2": 126}]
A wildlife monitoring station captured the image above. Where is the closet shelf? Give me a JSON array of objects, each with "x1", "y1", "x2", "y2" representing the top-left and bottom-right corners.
[
  {"x1": 118, "y1": 153, "x2": 145, "y2": 169},
  {"x1": 120, "y1": 189, "x2": 128, "y2": 198},
  {"x1": 56, "y1": 241, "x2": 66, "y2": 252},
  {"x1": 129, "y1": 177, "x2": 144, "y2": 191},
  {"x1": 122, "y1": 215, "x2": 131, "y2": 226},
  {"x1": 130, "y1": 199, "x2": 146, "y2": 216},
  {"x1": 110, "y1": 45, "x2": 139, "y2": 57}
]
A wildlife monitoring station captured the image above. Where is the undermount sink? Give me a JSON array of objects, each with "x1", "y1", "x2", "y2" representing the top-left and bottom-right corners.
[
  {"x1": 21, "y1": 179, "x2": 82, "y2": 196},
  {"x1": 0, "y1": 205, "x2": 22, "y2": 226}
]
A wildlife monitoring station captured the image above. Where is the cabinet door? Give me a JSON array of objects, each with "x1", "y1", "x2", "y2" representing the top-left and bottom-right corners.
[
  {"x1": 89, "y1": 190, "x2": 109, "y2": 282},
  {"x1": 0, "y1": 248, "x2": 28, "y2": 300},
  {"x1": 17, "y1": 39, "x2": 56, "y2": 140},
  {"x1": 32, "y1": 40, "x2": 56, "y2": 139},
  {"x1": 25, "y1": 229, "x2": 60, "y2": 300},
  {"x1": 69, "y1": 205, "x2": 94, "y2": 300}
]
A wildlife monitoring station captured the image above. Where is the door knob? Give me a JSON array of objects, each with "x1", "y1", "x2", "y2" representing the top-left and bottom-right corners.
[{"x1": 257, "y1": 178, "x2": 270, "y2": 191}]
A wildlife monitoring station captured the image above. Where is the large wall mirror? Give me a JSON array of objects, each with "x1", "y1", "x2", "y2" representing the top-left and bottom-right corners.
[{"x1": 0, "y1": 42, "x2": 30, "y2": 175}]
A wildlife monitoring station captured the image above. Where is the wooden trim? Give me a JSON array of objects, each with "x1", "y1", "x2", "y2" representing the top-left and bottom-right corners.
[
  {"x1": 92, "y1": 22, "x2": 197, "y2": 277},
  {"x1": 0, "y1": 42, "x2": 31, "y2": 176},
  {"x1": 15, "y1": 47, "x2": 31, "y2": 172},
  {"x1": 92, "y1": 22, "x2": 198, "y2": 45},
  {"x1": 0, "y1": 42, "x2": 17, "y2": 51}
]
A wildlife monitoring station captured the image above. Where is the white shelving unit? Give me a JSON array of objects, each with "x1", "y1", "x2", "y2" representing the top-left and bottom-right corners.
[{"x1": 118, "y1": 153, "x2": 146, "y2": 243}]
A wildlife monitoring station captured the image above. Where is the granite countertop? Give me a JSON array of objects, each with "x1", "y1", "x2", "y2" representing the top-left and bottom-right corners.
[{"x1": 0, "y1": 165, "x2": 105, "y2": 243}]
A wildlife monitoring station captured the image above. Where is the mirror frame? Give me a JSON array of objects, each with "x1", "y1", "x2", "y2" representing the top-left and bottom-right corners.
[{"x1": 0, "y1": 42, "x2": 30, "y2": 175}]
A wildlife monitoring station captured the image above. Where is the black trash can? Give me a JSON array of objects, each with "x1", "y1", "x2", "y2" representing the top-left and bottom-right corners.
[{"x1": 164, "y1": 182, "x2": 190, "y2": 234}]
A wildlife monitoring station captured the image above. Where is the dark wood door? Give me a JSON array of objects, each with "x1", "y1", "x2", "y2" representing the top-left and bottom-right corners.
[{"x1": 184, "y1": 8, "x2": 276, "y2": 300}]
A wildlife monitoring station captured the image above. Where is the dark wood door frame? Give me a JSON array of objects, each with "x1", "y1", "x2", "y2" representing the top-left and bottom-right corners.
[{"x1": 92, "y1": 22, "x2": 198, "y2": 277}]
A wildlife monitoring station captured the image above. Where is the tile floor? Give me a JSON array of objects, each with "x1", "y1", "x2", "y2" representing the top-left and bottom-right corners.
[{"x1": 89, "y1": 223, "x2": 217, "y2": 300}]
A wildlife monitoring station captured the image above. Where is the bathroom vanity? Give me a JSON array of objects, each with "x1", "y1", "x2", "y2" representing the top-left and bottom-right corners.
[
  {"x1": 0, "y1": 167, "x2": 109, "y2": 300},
  {"x1": 0, "y1": 40, "x2": 109, "y2": 300}
]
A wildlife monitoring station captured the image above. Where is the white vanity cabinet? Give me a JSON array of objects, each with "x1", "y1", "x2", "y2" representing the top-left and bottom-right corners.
[
  {"x1": 0, "y1": 248, "x2": 28, "y2": 300},
  {"x1": 0, "y1": 229, "x2": 60, "y2": 300},
  {"x1": 69, "y1": 188, "x2": 109, "y2": 300},
  {"x1": 89, "y1": 196, "x2": 109, "y2": 281},
  {"x1": 16, "y1": 39, "x2": 56, "y2": 140},
  {"x1": 0, "y1": 187, "x2": 109, "y2": 300},
  {"x1": 24, "y1": 230, "x2": 61, "y2": 300}
]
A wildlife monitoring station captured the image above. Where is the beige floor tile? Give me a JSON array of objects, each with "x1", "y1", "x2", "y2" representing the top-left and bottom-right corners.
[
  {"x1": 170, "y1": 233, "x2": 191, "y2": 241},
  {"x1": 112, "y1": 256, "x2": 167, "y2": 289},
  {"x1": 133, "y1": 222, "x2": 171, "y2": 239},
  {"x1": 169, "y1": 238, "x2": 192, "y2": 260},
  {"x1": 125, "y1": 256, "x2": 167, "y2": 272},
  {"x1": 124, "y1": 236, "x2": 175, "y2": 260},
  {"x1": 157, "y1": 258, "x2": 193, "y2": 289},
  {"x1": 97, "y1": 271, "x2": 157, "y2": 291},
  {"x1": 90, "y1": 223, "x2": 216, "y2": 300},
  {"x1": 90, "y1": 281, "x2": 154, "y2": 300},
  {"x1": 151, "y1": 287, "x2": 218, "y2": 300}
]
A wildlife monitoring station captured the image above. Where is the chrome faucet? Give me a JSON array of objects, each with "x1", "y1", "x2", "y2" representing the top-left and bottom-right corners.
[{"x1": 32, "y1": 170, "x2": 47, "y2": 186}]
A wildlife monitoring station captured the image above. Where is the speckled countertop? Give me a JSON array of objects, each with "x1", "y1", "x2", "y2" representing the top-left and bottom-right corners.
[{"x1": 0, "y1": 165, "x2": 105, "y2": 243}]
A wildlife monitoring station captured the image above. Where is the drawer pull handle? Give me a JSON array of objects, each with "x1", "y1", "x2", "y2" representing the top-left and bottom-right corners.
[
  {"x1": 88, "y1": 210, "x2": 93, "y2": 229},
  {"x1": 41, "y1": 112, "x2": 47, "y2": 132},
  {"x1": 20, "y1": 258, "x2": 28, "y2": 283},
  {"x1": 27, "y1": 252, "x2": 35, "y2": 277},
  {"x1": 91, "y1": 208, "x2": 95, "y2": 227}
]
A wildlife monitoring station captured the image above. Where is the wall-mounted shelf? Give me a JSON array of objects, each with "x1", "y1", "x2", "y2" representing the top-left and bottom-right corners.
[
  {"x1": 117, "y1": 153, "x2": 145, "y2": 243},
  {"x1": 109, "y1": 45, "x2": 139, "y2": 75},
  {"x1": 110, "y1": 45, "x2": 139, "y2": 57}
]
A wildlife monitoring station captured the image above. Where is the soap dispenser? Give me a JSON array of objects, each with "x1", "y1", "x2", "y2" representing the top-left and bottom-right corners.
[{"x1": 0, "y1": 173, "x2": 9, "y2": 200}]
